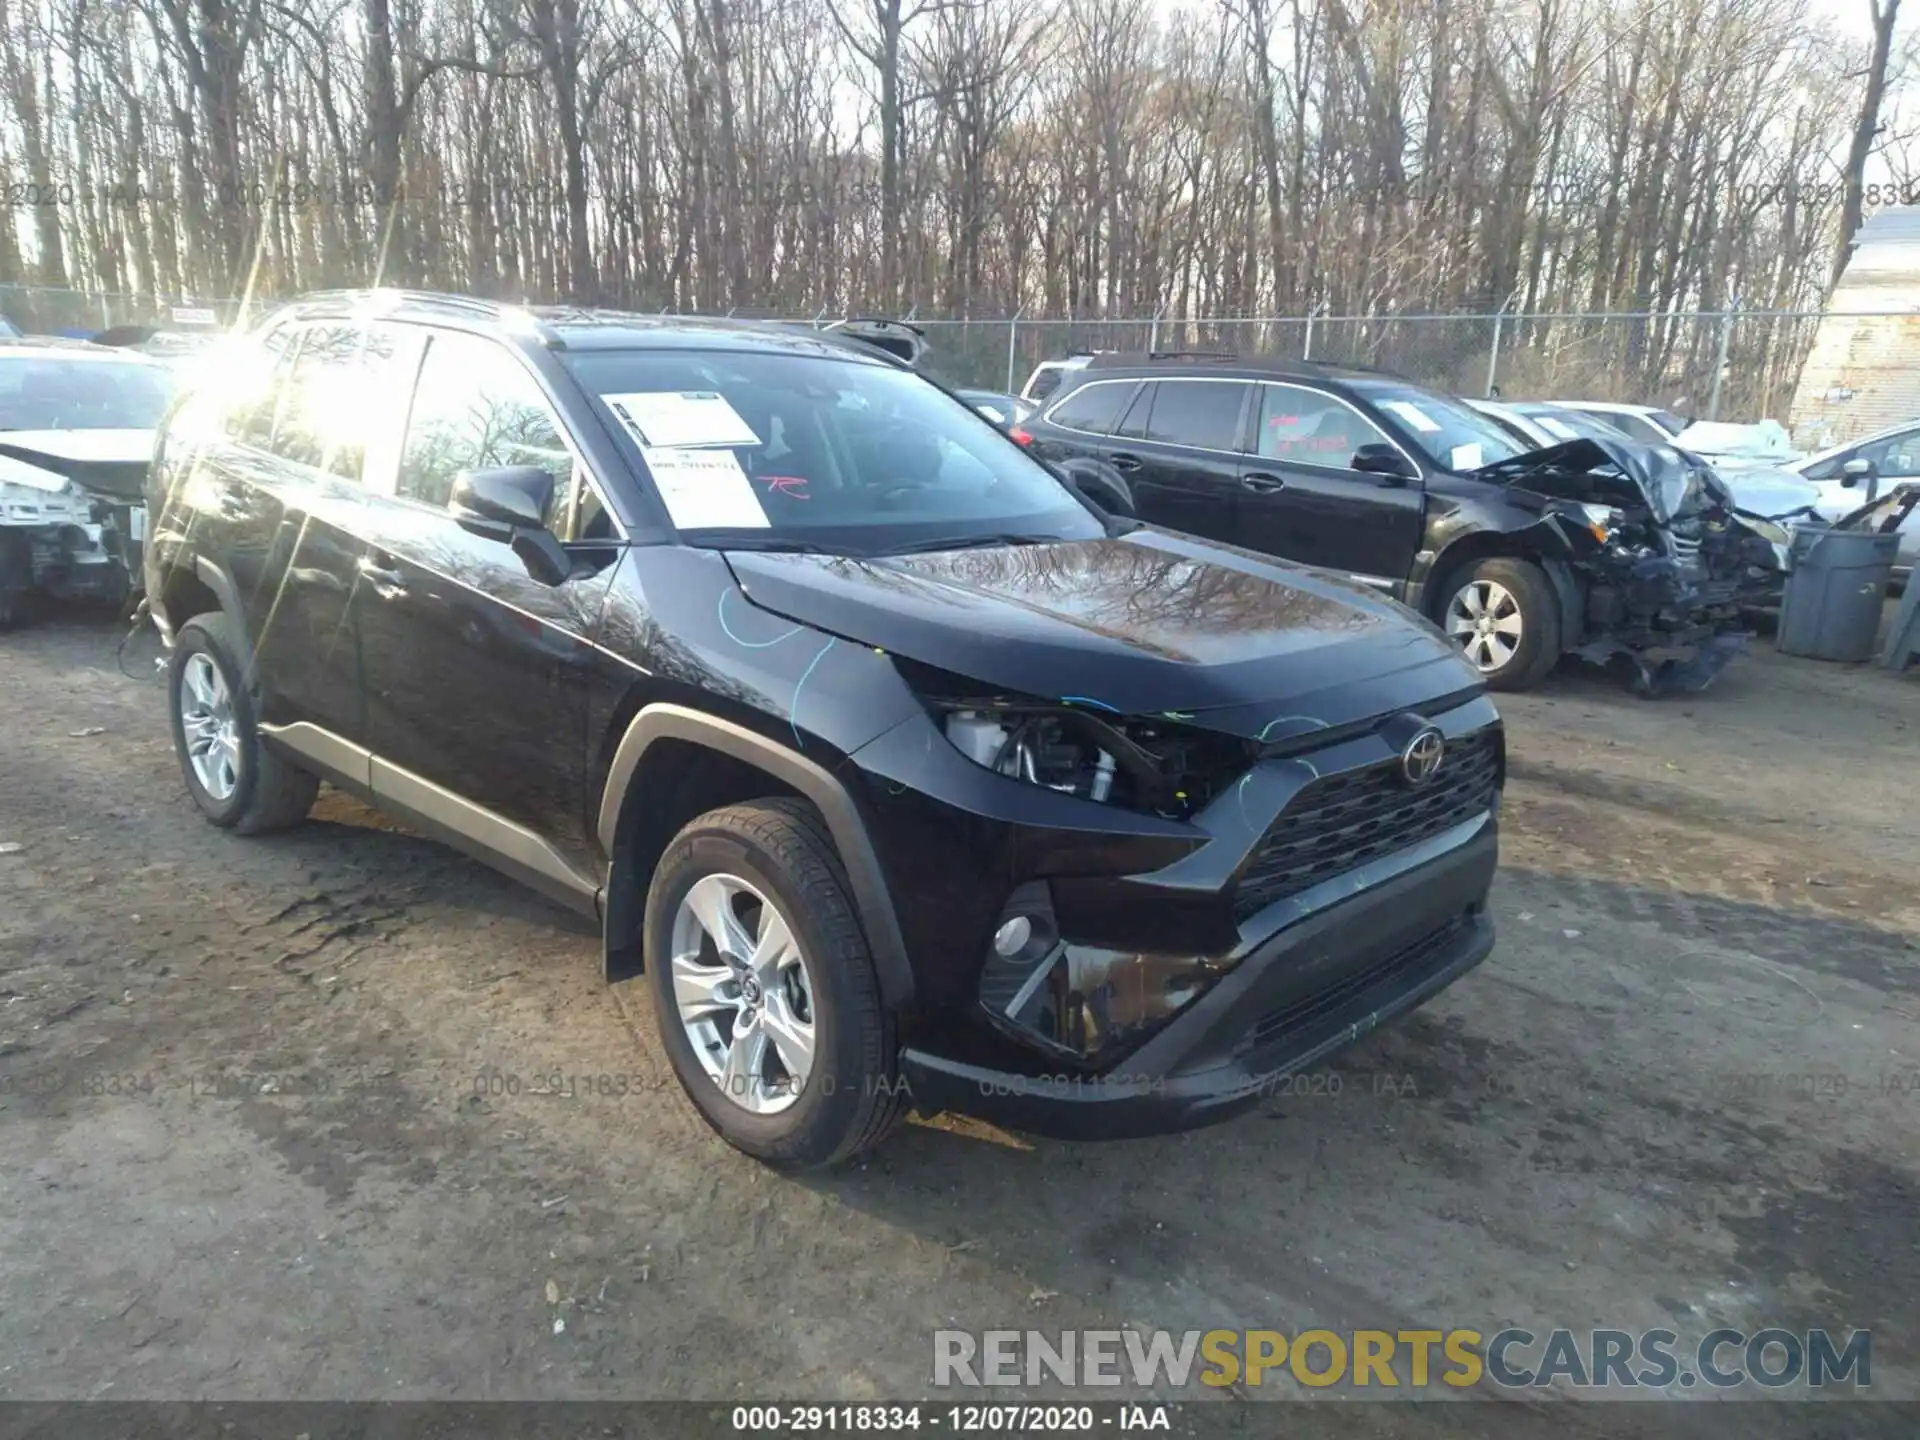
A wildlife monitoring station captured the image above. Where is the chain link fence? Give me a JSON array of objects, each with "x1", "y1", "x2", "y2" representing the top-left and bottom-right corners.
[
  {"x1": 916, "y1": 310, "x2": 1850, "y2": 426},
  {"x1": 0, "y1": 282, "x2": 1881, "y2": 431},
  {"x1": 0, "y1": 283, "x2": 248, "y2": 335}
]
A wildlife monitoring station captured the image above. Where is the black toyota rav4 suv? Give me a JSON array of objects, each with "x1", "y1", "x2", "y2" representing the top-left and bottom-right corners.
[
  {"x1": 1024, "y1": 353, "x2": 1783, "y2": 692},
  {"x1": 146, "y1": 292, "x2": 1503, "y2": 1169}
]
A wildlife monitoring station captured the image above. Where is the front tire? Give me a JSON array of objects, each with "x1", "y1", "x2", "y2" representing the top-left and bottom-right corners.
[
  {"x1": 643, "y1": 798, "x2": 905, "y2": 1170},
  {"x1": 167, "y1": 612, "x2": 319, "y2": 833},
  {"x1": 1438, "y1": 557, "x2": 1561, "y2": 691}
]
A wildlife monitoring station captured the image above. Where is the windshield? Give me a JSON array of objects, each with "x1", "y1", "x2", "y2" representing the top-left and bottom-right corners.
[
  {"x1": 1351, "y1": 381, "x2": 1526, "y2": 471},
  {"x1": 571, "y1": 349, "x2": 1104, "y2": 553},
  {"x1": 0, "y1": 356, "x2": 175, "y2": 431},
  {"x1": 1513, "y1": 405, "x2": 1639, "y2": 446}
]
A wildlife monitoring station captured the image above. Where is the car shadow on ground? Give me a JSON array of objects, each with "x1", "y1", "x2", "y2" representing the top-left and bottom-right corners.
[
  {"x1": 795, "y1": 866, "x2": 1916, "y2": 1397},
  {"x1": 248, "y1": 799, "x2": 603, "y2": 939}
]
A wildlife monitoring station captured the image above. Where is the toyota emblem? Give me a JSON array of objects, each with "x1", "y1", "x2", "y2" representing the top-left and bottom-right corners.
[{"x1": 1400, "y1": 727, "x2": 1446, "y2": 786}]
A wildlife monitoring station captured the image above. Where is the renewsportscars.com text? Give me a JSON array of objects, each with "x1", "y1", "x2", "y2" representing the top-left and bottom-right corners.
[{"x1": 932, "y1": 1327, "x2": 1871, "y2": 1391}]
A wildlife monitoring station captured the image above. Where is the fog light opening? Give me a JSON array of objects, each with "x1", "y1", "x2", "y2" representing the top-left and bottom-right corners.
[
  {"x1": 992, "y1": 915, "x2": 1033, "y2": 958},
  {"x1": 978, "y1": 882, "x2": 1064, "y2": 1023}
]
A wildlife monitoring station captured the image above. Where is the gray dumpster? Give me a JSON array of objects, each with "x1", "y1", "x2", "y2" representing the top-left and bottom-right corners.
[{"x1": 1776, "y1": 525, "x2": 1901, "y2": 662}]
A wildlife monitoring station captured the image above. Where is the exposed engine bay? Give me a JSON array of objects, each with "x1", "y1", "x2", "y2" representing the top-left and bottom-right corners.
[
  {"x1": 0, "y1": 436, "x2": 148, "y2": 624},
  {"x1": 1476, "y1": 437, "x2": 1786, "y2": 693}
]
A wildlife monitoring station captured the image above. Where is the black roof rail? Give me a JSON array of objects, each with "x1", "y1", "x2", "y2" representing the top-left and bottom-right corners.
[{"x1": 1146, "y1": 349, "x2": 1238, "y2": 361}]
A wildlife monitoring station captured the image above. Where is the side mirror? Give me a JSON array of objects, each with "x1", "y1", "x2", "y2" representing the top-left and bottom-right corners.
[
  {"x1": 449, "y1": 465, "x2": 572, "y2": 586},
  {"x1": 1840, "y1": 457, "x2": 1875, "y2": 488},
  {"x1": 1351, "y1": 442, "x2": 1418, "y2": 483}
]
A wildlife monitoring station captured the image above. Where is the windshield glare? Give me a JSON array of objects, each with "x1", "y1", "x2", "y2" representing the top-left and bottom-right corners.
[
  {"x1": 0, "y1": 356, "x2": 175, "y2": 431},
  {"x1": 1353, "y1": 381, "x2": 1526, "y2": 471},
  {"x1": 572, "y1": 349, "x2": 1102, "y2": 554}
]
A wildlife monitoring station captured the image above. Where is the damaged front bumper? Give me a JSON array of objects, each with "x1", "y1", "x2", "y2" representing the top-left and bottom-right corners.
[
  {"x1": 1574, "y1": 538, "x2": 1777, "y2": 693},
  {"x1": 1, "y1": 501, "x2": 141, "y2": 620}
]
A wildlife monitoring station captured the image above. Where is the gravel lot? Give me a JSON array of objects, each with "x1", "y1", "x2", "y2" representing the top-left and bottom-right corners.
[{"x1": 1, "y1": 615, "x2": 1915, "y2": 1428}]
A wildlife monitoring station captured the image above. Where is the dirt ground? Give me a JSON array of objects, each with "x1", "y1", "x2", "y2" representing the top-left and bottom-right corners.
[{"x1": 1, "y1": 613, "x2": 1916, "y2": 1428}]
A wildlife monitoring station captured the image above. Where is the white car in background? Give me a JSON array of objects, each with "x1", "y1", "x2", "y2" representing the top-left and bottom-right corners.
[
  {"x1": 1469, "y1": 398, "x2": 1822, "y2": 520},
  {"x1": 1788, "y1": 420, "x2": 1920, "y2": 581},
  {"x1": 1019, "y1": 353, "x2": 1112, "y2": 404},
  {"x1": 0, "y1": 339, "x2": 174, "y2": 623},
  {"x1": 1555, "y1": 400, "x2": 1688, "y2": 447}
]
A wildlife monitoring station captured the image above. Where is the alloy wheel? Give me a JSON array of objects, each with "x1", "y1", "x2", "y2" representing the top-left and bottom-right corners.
[
  {"x1": 179, "y1": 652, "x2": 242, "y2": 801},
  {"x1": 669, "y1": 872, "x2": 817, "y2": 1114},
  {"x1": 1445, "y1": 579, "x2": 1524, "y2": 673}
]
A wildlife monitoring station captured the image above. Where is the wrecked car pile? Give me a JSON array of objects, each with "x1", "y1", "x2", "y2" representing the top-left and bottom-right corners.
[{"x1": 1474, "y1": 436, "x2": 1786, "y2": 692}]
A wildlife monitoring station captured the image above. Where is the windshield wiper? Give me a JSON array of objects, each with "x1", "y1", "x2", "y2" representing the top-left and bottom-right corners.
[
  {"x1": 703, "y1": 536, "x2": 856, "y2": 556},
  {"x1": 873, "y1": 532, "x2": 1062, "y2": 557}
]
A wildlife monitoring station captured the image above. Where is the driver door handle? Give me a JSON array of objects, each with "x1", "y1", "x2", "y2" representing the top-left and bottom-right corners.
[
  {"x1": 356, "y1": 554, "x2": 408, "y2": 600},
  {"x1": 1108, "y1": 452, "x2": 1142, "y2": 473},
  {"x1": 1242, "y1": 471, "x2": 1287, "y2": 493}
]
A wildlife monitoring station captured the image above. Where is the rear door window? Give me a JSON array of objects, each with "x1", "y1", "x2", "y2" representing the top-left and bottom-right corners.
[
  {"x1": 258, "y1": 322, "x2": 423, "y2": 483},
  {"x1": 1141, "y1": 380, "x2": 1250, "y2": 450},
  {"x1": 1115, "y1": 383, "x2": 1155, "y2": 440},
  {"x1": 225, "y1": 324, "x2": 301, "y2": 448}
]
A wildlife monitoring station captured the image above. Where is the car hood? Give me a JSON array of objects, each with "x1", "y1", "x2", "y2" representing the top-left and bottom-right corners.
[
  {"x1": 1672, "y1": 419, "x2": 1800, "y2": 464},
  {"x1": 0, "y1": 429, "x2": 152, "y2": 500},
  {"x1": 1470, "y1": 437, "x2": 1660, "y2": 511},
  {"x1": 1471, "y1": 435, "x2": 1790, "y2": 526},
  {"x1": 1704, "y1": 463, "x2": 1822, "y2": 520},
  {"x1": 722, "y1": 529, "x2": 1481, "y2": 733}
]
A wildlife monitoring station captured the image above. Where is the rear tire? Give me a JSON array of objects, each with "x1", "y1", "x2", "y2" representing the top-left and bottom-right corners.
[
  {"x1": 1437, "y1": 557, "x2": 1560, "y2": 692},
  {"x1": 167, "y1": 611, "x2": 318, "y2": 833},
  {"x1": 643, "y1": 798, "x2": 905, "y2": 1170}
]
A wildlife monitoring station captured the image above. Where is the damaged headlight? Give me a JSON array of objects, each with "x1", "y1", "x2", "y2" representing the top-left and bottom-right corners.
[
  {"x1": 896, "y1": 660, "x2": 1250, "y2": 818},
  {"x1": 1575, "y1": 503, "x2": 1616, "y2": 542}
]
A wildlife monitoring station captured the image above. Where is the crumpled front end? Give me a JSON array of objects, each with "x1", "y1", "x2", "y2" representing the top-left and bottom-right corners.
[
  {"x1": 1574, "y1": 537, "x2": 1758, "y2": 695},
  {"x1": 1484, "y1": 437, "x2": 1783, "y2": 692},
  {"x1": 0, "y1": 475, "x2": 141, "y2": 613}
]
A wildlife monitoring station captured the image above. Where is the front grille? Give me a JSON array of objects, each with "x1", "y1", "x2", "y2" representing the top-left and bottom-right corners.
[
  {"x1": 1670, "y1": 534, "x2": 1702, "y2": 567},
  {"x1": 1233, "y1": 726, "x2": 1501, "y2": 921},
  {"x1": 1239, "y1": 914, "x2": 1469, "y2": 1055}
]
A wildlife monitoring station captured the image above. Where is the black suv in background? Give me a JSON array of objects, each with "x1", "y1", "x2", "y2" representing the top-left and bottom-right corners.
[
  {"x1": 1025, "y1": 354, "x2": 1783, "y2": 692},
  {"x1": 146, "y1": 294, "x2": 1503, "y2": 1168}
]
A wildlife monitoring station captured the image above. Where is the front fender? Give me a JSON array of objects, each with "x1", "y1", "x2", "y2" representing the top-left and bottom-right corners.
[{"x1": 596, "y1": 703, "x2": 915, "y2": 1008}]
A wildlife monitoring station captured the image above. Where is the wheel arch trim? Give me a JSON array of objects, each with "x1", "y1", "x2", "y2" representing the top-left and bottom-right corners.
[{"x1": 597, "y1": 704, "x2": 915, "y2": 1008}]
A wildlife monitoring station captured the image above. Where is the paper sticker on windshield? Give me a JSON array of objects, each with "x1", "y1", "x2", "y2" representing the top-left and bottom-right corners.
[
  {"x1": 1450, "y1": 443, "x2": 1484, "y2": 470},
  {"x1": 641, "y1": 446, "x2": 770, "y2": 530},
  {"x1": 1539, "y1": 417, "x2": 1580, "y2": 441},
  {"x1": 604, "y1": 391, "x2": 760, "y2": 449},
  {"x1": 1379, "y1": 400, "x2": 1441, "y2": 433}
]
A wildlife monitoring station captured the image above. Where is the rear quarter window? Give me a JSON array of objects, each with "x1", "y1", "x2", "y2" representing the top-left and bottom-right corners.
[{"x1": 1046, "y1": 380, "x2": 1135, "y2": 435}]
